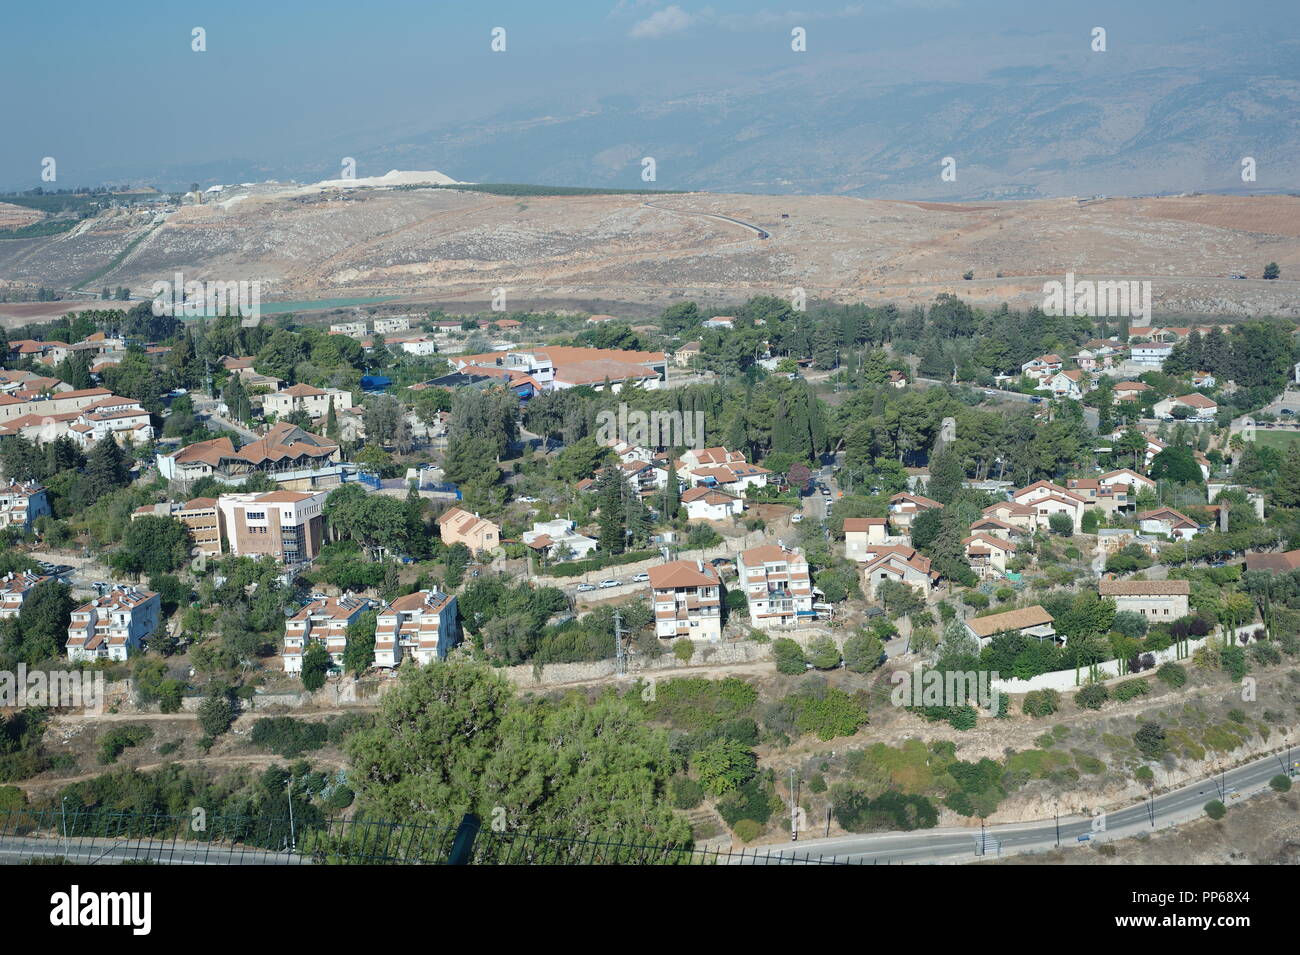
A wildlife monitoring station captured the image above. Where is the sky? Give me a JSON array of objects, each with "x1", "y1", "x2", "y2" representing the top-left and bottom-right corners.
[{"x1": 1, "y1": 0, "x2": 1295, "y2": 192}]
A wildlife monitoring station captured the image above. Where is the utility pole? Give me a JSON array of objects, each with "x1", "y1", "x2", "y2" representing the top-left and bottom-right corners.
[
  {"x1": 614, "y1": 609, "x2": 627, "y2": 678},
  {"x1": 789, "y1": 768, "x2": 798, "y2": 841},
  {"x1": 287, "y1": 776, "x2": 296, "y2": 853}
]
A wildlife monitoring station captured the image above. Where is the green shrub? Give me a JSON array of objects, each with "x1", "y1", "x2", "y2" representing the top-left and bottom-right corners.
[
  {"x1": 669, "y1": 775, "x2": 705, "y2": 810},
  {"x1": 1075, "y1": 683, "x2": 1109, "y2": 710},
  {"x1": 97, "y1": 725, "x2": 153, "y2": 765},
  {"x1": 1113, "y1": 679, "x2": 1150, "y2": 702},
  {"x1": 1022, "y1": 689, "x2": 1061, "y2": 718},
  {"x1": 732, "y1": 818, "x2": 762, "y2": 843},
  {"x1": 1204, "y1": 799, "x2": 1226, "y2": 820},
  {"x1": 1270, "y1": 774, "x2": 1292, "y2": 793},
  {"x1": 672, "y1": 638, "x2": 694, "y2": 663},
  {"x1": 1156, "y1": 662, "x2": 1187, "y2": 688}
]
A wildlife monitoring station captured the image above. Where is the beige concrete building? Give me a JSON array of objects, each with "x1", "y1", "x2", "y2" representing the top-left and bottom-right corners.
[
  {"x1": 436, "y1": 507, "x2": 501, "y2": 554},
  {"x1": 1098, "y1": 579, "x2": 1190, "y2": 621},
  {"x1": 131, "y1": 497, "x2": 223, "y2": 558},
  {"x1": 262, "y1": 383, "x2": 353, "y2": 421},
  {"x1": 843, "y1": 518, "x2": 889, "y2": 561}
]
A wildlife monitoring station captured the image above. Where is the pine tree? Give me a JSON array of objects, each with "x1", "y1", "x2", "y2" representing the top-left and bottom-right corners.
[
  {"x1": 661, "y1": 470, "x2": 680, "y2": 522},
  {"x1": 84, "y1": 434, "x2": 130, "y2": 502},
  {"x1": 326, "y1": 397, "x2": 340, "y2": 441},
  {"x1": 1275, "y1": 444, "x2": 1300, "y2": 508}
]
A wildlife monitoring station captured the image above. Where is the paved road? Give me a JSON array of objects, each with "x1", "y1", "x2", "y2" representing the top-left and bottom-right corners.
[
  {"x1": 754, "y1": 747, "x2": 1300, "y2": 864},
  {"x1": 0, "y1": 833, "x2": 303, "y2": 865}
]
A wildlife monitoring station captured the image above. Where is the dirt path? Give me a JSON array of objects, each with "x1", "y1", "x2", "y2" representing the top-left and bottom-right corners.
[{"x1": 14, "y1": 752, "x2": 350, "y2": 794}]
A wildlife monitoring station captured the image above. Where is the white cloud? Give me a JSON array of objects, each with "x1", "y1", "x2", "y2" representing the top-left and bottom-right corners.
[{"x1": 629, "y1": 5, "x2": 696, "y2": 39}]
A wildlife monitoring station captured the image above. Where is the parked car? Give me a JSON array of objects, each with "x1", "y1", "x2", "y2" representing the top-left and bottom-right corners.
[
  {"x1": 598, "y1": 579, "x2": 620, "y2": 589},
  {"x1": 1283, "y1": 408, "x2": 1296, "y2": 416},
  {"x1": 631, "y1": 572, "x2": 650, "y2": 582},
  {"x1": 517, "y1": 495, "x2": 538, "y2": 502},
  {"x1": 791, "y1": 513, "x2": 804, "y2": 523},
  {"x1": 575, "y1": 583, "x2": 597, "y2": 593}
]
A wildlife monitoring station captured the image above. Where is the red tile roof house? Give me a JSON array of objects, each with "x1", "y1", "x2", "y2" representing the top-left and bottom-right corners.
[
  {"x1": 1011, "y1": 481, "x2": 1088, "y2": 532},
  {"x1": 681, "y1": 485, "x2": 744, "y2": 521},
  {"x1": 963, "y1": 533, "x2": 1019, "y2": 578},
  {"x1": 436, "y1": 507, "x2": 501, "y2": 554},
  {"x1": 859, "y1": 544, "x2": 940, "y2": 600},
  {"x1": 648, "y1": 560, "x2": 724, "y2": 641},
  {"x1": 887, "y1": 492, "x2": 942, "y2": 532}
]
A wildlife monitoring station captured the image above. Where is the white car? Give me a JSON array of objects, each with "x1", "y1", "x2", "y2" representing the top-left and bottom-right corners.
[
  {"x1": 598, "y1": 579, "x2": 621, "y2": 589},
  {"x1": 517, "y1": 495, "x2": 538, "y2": 503},
  {"x1": 631, "y1": 573, "x2": 650, "y2": 582},
  {"x1": 791, "y1": 513, "x2": 804, "y2": 523},
  {"x1": 575, "y1": 583, "x2": 597, "y2": 593}
]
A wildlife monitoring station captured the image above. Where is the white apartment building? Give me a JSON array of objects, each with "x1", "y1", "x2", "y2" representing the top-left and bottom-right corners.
[
  {"x1": 373, "y1": 316, "x2": 411, "y2": 335},
  {"x1": 330, "y1": 321, "x2": 368, "y2": 338},
  {"x1": 737, "y1": 543, "x2": 815, "y2": 630},
  {"x1": 0, "y1": 480, "x2": 51, "y2": 531},
  {"x1": 65, "y1": 586, "x2": 161, "y2": 662},
  {"x1": 282, "y1": 594, "x2": 370, "y2": 675},
  {"x1": 647, "y1": 560, "x2": 724, "y2": 641},
  {"x1": 374, "y1": 590, "x2": 459, "y2": 666}
]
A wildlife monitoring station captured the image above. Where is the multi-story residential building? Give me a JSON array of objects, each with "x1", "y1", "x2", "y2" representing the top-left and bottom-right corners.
[
  {"x1": 65, "y1": 586, "x2": 161, "y2": 662},
  {"x1": 282, "y1": 594, "x2": 369, "y2": 675},
  {"x1": 1045, "y1": 369, "x2": 1088, "y2": 400},
  {"x1": 131, "y1": 497, "x2": 223, "y2": 557},
  {"x1": 374, "y1": 590, "x2": 460, "y2": 666},
  {"x1": 0, "y1": 570, "x2": 51, "y2": 618},
  {"x1": 1011, "y1": 481, "x2": 1087, "y2": 532},
  {"x1": 262, "y1": 383, "x2": 354, "y2": 421},
  {"x1": 1064, "y1": 478, "x2": 1132, "y2": 516},
  {"x1": 218, "y1": 489, "x2": 327, "y2": 564},
  {"x1": 1098, "y1": 579, "x2": 1190, "y2": 621},
  {"x1": 1020, "y1": 354, "x2": 1062, "y2": 381},
  {"x1": 451, "y1": 346, "x2": 667, "y2": 393},
  {"x1": 1130, "y1": 342, "x2": 1172, "y2": 368},
  {"x1": 67, "y1": 394, "x2": 153, "y2": 447},
  {"x1": 964, "y1": 605, "x2": 1056, "y2": 647},
  {"x1": 963, "y1": 534, "x2": 1018, "y2": 578},
  {"x1": 373, "y1": 316, "x2": 411, "y2": 335},
  {"x1": 737, "y1": 544, "x2": 815, "y2": 630},
  {"x1": 436, "y1": 507, "x2": 501, "y2": 554},
  {"x1": 0, "y1": 480, "x2": 51, "y2": 531},
  {"x1": 647, "y1": 559, "x2": 724, "y2": 641},
  {"x1": 329, "y1": 321, "x2": 368, "y2": 338},
  {"x1": 843, "y1": 518, "x2": 889, "y2": 561}
]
